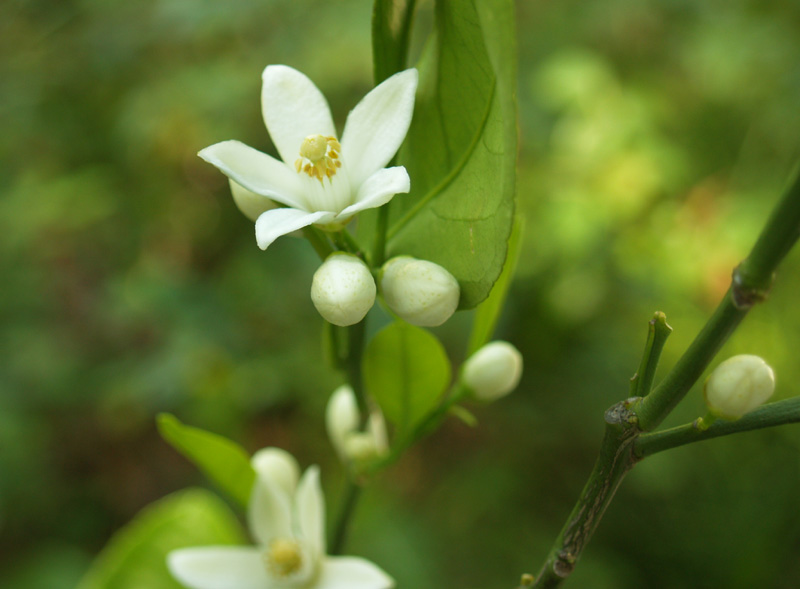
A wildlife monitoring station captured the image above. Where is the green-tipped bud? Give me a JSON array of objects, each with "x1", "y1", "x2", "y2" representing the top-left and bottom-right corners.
[
  {"x1": 462, "y1": 341, "x2": 523, "y2": 401},
  {"x1": 704, "y1": 354, "x2": 775, "y2": 419},
  {"x1": 380, "y1": 256, "x2": 460, "y2": 326},
  {"x1": 311, "y1": 253, "x2": 376, "y2": 326}
]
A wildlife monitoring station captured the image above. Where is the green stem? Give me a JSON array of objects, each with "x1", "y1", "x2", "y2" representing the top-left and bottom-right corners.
[
  {"x1": 303, "y1": 226, "x2": 334, "y2": 260},
  {"x1": 629, "y1": 312, "x2": 672, "y2": 398},
  {"x1": 372, "y1": 0, "x2": 418, "y2": 84},
  {"x1": 372, "y1": 206, "x2": 389, "y2": 268},
  {"x1": 329, "y1": 480, "x2": 362, "y2": 555},
  {"x1": 532, "y1": 401, "x2": 639, "y2": 588},
  {"x1": 345, "y1": 321, "x2": 368, "y2": 419},
  {"x1": 635, "y1": 397, "x2": 800, "y2": 458}
]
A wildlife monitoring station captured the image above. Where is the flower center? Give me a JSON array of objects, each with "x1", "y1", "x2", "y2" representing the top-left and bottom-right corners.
[
  {"x1": 295, "y1": 134, "x2": 342, "y2": 182},
  {"x1": 264, "y1": 538, "x2": 304, "y2": 578}
]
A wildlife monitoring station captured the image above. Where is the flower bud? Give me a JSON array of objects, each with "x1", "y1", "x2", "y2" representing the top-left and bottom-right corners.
[
  {"x1": 229, "y1": 179, "x2": 277, "y2": 222},
  {"x1": 380, "y1": 256, "x2": 460, "y2": 326},
  {"x1": 250, "y1": 447, "x2": 300, "y2": 497},
  {"x1": 325, "y1": 385, "x2": 388, "y2": 466},
  {"x1": 311, "y1": 253, "x2": 376, "y2": 326},
  {"x1": 704, "y1": 354, "x2": 775, "y2": 419},
  {"x1": 462, "y1": 341, "x2": 523, "y2": 401}
]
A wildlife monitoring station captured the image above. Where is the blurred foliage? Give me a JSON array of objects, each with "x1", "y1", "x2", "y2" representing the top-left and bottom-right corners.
[{"x1": 2, "y1": 0, "x2": 800, "y2": 588}]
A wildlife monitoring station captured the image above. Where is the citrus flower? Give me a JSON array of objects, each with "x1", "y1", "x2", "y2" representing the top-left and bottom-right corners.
[
  {"x1": 167, "y1": 448, "x2": 394, "y2": 589},
  {"x1": 199, "y1": 65, "x2": 418, "y2": 250}
]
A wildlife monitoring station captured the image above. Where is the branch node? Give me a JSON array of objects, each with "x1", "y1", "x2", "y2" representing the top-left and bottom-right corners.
[{"x1": 731, "y1": 263, "x2": 773, "y2": 310}]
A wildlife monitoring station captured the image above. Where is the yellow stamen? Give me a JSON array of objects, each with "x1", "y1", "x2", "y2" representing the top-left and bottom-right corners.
[
  {"x1": 264, "y1": 538, "x2": 303, "y2": 578},
  {"x1": 295, "y1": 135, "x2": 342, "y2": 182}
]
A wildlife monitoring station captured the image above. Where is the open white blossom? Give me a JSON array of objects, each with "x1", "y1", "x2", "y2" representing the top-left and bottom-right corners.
[
  {"x1": 167, "y1": 448, "x2": 394, "y2": 589},
  {"x1": 199, "y1": 65, "x2": 418, "y2": 250}
]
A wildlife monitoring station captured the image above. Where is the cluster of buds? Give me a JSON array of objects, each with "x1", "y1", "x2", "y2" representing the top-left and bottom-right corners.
[
  {"x1": 310, "y1": 253, "x2": 461, "y2": 327},
  {"x1": 326, "y1": 385, "x2": 388, "y2": 469}
]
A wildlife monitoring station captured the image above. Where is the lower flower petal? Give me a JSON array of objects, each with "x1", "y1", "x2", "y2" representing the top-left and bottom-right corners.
[
  {"x1": 316, "y1": 556, "x2": 395, "y2": 589},
  {"x1": 295, "y1": 466, "x2": 326, "y2": 560},
  {"x1": 199, "y1": 140, "x2": 305, "y2": 210},
  {"x1": 255, "y1": 208, "x2": 335, "y2": 250},
  {"x1": 336, "y1": 167, "x2": 410, "y2": 220},
  {"x1": 167, "y1": 546, "x2": 268, "y2": 589}
]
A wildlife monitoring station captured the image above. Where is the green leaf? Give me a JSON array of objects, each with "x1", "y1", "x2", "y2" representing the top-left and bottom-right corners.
[
  {"x1": 372, "y1": 0, "x2": 418, "y2": 83},
  {"x1": 385, "y1": 0, "x2": 517, "y2": 309},
  {"x1": 467, "y1": 215, "x2": 524, "y2": 355},
  {"x1": 77, "y1": 488, "x2": 246, "y2": 589},
  {"x1": 157, "y1": 414, "x2": 255, "y2": 508},
  {"x1": 363, "y1": 321, "x2": 451, "y2": 435}
]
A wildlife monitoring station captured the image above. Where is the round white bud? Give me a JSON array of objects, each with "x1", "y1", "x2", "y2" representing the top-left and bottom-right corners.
[
  {"x1": 462, "y1": 341, "x2": 523, "y2": 401},
  {"x1": 380, "y1": 256, "x2": 460, "y2": 326},
  {"x1": 704, "y1": 354, "x2": 775, "y2": 419},
  {"x1": 311, "y1": 253, "x2": 376, "y2": 326}
]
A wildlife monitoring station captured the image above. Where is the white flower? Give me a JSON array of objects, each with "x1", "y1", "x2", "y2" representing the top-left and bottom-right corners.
[
  {"x1": 311, "y1": 253, "x2": 377, "y2": 327},
  {"x1": 380, "y1": 256, "x2": 460, "y2": 327},
  {"x1": 704, "y1": 354, "x2": 775, "y2": 419},
  {"x1": 462, "y1": 341, "x2": 523, "y2": 401},
  {"x1": 167, "y1": 448, "x2": 394, "y2": 589},
  {"x1": 199, "y1": 65, "x2": 418, "y2": 250},
  {"x1": 326, "y1": 385, "x2": 388, "y2": 466}
]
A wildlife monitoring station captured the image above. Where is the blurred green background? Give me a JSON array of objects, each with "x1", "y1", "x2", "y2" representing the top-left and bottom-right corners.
[{"x1": 2, "y1": 0, "x2": 800, "y2": 587}]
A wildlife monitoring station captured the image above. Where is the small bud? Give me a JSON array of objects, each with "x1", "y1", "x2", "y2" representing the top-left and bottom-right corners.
[
  {"x1": 380, "y1": 256, "x2": 460, "y2": 326},
  {"x1": 229, "y1": 179, "x2": 277, "y2": 222},
  {"x1": 311, "y1": 253, "x2": 376, "y2": 326},
  {"x1": 704, "y1": 354, "x2": 775, "y2": 419},
  {"x1": 325, "y1": 385, "x2": 387, "y2": 466},
  {"x1": 462, "y1": 341, "x2": 523, "y2": 401},
  {"x1": 250, "y1": 447, "x2": 300, "y2": 497}
]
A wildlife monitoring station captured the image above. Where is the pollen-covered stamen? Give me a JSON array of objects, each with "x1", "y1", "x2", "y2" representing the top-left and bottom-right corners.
[
  {"x1": 263, "y1": 538, "x2": 303, "y2": 578},
  {"x1": 295, "y1": 135, "x2": 343, "y2": 182}
]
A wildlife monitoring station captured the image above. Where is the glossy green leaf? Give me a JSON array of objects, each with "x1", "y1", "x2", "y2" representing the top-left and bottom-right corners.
[
  {"x1": 467, "y1": 216, "x2": 524, "y2": 355},
  {"x1": 77, "y1": 489, "x2": 246, "y2": 589},
  {"x1": 157, "y1": 414, "x2": 255, "y2": 508},
  {"x1": 362, "y1": 321, "x2": 451, "y2": 435},
  {"x1": 385, "y1": 0, "x2": 517, "y2": 309}
]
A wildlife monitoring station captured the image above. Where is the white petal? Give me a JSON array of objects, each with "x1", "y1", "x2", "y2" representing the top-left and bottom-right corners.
[
  {"x1": 340, "y1": 69, "x2": 418, "y2": 189},
  {"x1": 317, "y1": 556, "x2": 395, "y2": 589},
  {"x1": 167, "y1": 547, "x2": 268, "y2": 589},
  {"x1": 262, "y1": 65, "x2": 337, "y2": 165},
  {"x1": 229, "y1": 179, "x2": 276, "y2": 222},
  {"x1": 295, "y1": 466, "x2": 326, "y2": 559},
  {"x1": 251, "y1": 447, "x2": 301, "y2": 499},
  {"x1": 255, "y1": 208, "x2": 335, "y2": 250},
  {"x1": 199, "y1": 141, "x2": 305, "y2": 209},
  {"x1": 336, "y1": 167, "x2": 410, "y2": 219},
  {"x1": 248, "y1": 467, "x2": 293, "y2": 546}
]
